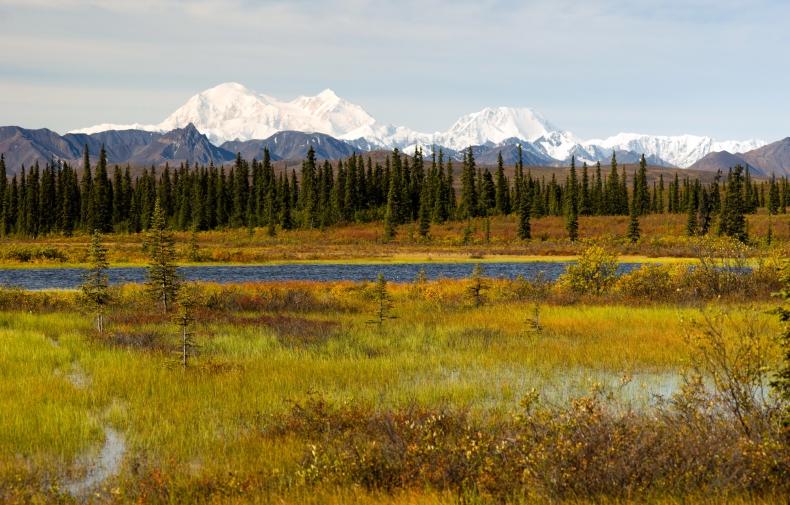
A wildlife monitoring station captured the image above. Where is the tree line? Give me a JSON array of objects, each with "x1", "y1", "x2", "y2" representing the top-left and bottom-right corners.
[{"x1": 0, "y1": 143, "x2": 780, "y2": 243}]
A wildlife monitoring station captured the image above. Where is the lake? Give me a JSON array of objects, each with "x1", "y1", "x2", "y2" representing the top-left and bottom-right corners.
[{"x1": 0, "y1": 262, "x2": 645, "y2": 290}]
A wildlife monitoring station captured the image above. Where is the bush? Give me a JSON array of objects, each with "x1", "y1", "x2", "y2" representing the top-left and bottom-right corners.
[
  {"x1": 615, "y1": 263, "x2": 687, "y2": 301},
  {"x1": 4, "y1": 246, "x2": 66, "y2": 263},
  {"x1": 560, "y1": 245, "x2": 619, "y2": 296}
]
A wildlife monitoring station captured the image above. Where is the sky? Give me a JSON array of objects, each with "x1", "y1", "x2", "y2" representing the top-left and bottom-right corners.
[{"x1": 1, "y1": 0, "x2": 789, "y2": 142}]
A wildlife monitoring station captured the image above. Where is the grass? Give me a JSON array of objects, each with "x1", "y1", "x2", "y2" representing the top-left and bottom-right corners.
[
  {"x1": 1, "y1": 211, "x2": 788, "y2": 268},
  {"x1": 0, "y1": 268, "x2": 786, "y2": 502}
]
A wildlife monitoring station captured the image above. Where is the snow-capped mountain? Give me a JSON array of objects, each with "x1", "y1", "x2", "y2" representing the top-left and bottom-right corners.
[
  {"x1": 71, "y1": 82, "x2": 767, "y2": 168},
  {"x1": 71, "y1": 83, "x2": 377, "y2": 145},
  {"x1": 579, "y1": 134, "x2": 766, "y2": 169}
]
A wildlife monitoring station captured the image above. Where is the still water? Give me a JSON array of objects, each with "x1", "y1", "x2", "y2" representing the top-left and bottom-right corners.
[{"x1": 0, "y1": 262, "x2": 645, "y2": 290}]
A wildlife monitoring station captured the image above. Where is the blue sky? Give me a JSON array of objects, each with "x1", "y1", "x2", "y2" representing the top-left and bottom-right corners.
[{"x1": 0, "y1": 0, "x2": 788, "y2": 141}]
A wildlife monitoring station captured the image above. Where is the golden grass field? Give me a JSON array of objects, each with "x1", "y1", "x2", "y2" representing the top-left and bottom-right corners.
[
  {"x1": 1, "y1": 255, "x2": 788, "y2": 503},
  {"x1": 0, "y1": 211, "x2": 788, "y2": 268}
]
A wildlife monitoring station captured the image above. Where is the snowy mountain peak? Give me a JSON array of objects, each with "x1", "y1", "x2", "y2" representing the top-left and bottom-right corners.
[
  {"x1": 69, "y1": 83, "x2": 769, "y2": 168},
  {"x1": 434, "y1": 107, "x2": 562, "y2": 151}
]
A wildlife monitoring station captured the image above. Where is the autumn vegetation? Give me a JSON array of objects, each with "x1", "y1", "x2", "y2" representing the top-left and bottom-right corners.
[{"x1": 0, "y1": 232, "x2": 790, "y2": 503}]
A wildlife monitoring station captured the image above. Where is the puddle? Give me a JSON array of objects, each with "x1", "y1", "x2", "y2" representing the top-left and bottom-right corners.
[
  {"x1": 66, "y1": 364, "x2": 91, "y2": 390},
  {"x1": 66, "y1": 427, "x2": 126, "y2": 497}
]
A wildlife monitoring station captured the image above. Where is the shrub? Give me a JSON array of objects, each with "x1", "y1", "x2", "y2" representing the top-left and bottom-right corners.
[
  {"x1": 615, "y1": 263, "x2": 687, "y2": 301},
  {"x1": 4, "y1": 246, "x2": 66, "y2": 263},
  {"x1": 560, "y1": 245, "x2": 619, "y2": 296}
]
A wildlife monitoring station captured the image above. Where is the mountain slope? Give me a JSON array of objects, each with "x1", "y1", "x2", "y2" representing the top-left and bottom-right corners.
[
  {"x1": 737, "y1": 138, "x2": 790, "y2": 176},
  {"x1": 687, "y1": 151, "x2": 753, "y2": 173},
  {"x1": 127, "y1": 124, "x2": 235, "y2": 165},
  {"x1": 0, "y1": 126, "x2": 85, "y2": 173},
  {"x1": 221, "y1": 131, "x2": 358, "y2": 162}
]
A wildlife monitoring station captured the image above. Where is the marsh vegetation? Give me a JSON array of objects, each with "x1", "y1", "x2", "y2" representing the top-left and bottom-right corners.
[{"x1": 2, "y1": 237, "x2": 790, "y2": 503}]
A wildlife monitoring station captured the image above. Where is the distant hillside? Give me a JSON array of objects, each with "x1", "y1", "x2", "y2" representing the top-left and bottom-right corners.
[
  {"x1": 738, "y1": 138, "x2": 790, "y2": 176},
  {"x1": 221, "y1": 131, "x2": 358, "y2": 162},
  {"x1": 0, "y1": 124, "x2": 230, "y2": 173},
  {"x1": 687, "y1": 151, "x2": 761, "y2": 174},
  {"x1": 687, "y1": 138, "x2": 790, "y2": 177},
  {"x1": 127, "y1": 124, "x2": 235, "y2": 166}
]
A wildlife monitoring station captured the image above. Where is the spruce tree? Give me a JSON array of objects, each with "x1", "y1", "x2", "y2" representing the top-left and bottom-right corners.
[
  {"x1": 634, "y1": 154, "x2": 650, "y2": 215},
  {"x1": 112, "y1": 165, "x2": 124, "y2": 226},
  {"x1": 231, "y1": 153, "x2": 249, "y2": 228},
  {"x1": 517, "y1": 179, "x2": 531, "y2": 240},
  {"x1": 26, "y1": 164, "x2": 40, "y2": 237},
  {"x1": 685, "y1": 192, "x2": 698, "y2": 237},
  {"x1": 417, "y1": 180, "x2": 431, "y2": 238},
  {"x1": 80, "y1": 229, "x2": 112, "y2": 336},
  {"x1": 718, "y1": 165, "x2": 748, "y2": 243},
  {"x1": 383, "y1": 168, "x2": 398, "y2": 242},
  {"x1": 80, "y1": 145, "x2": 92, "y2": 227},
  {"x1": 92, "y1": 145, "x2": 112, "y2": 232},
  {"x1": 279, "y1": 172, "x2": 294, "y2": 230},
  {"x1": 626, "y1": 197, "x2": 641, "y2": 244},
  {"x1": 464, "y1": 263, "x2": 487, "y2": 308},
  {"x1": 579, "y1": 162, "x2": 591, "y2": 216},
  {"x1": 593, "y1": 162, "x2": 603, "y2": 215},
  {"x1": 769, "y1": 173, "x2": 780, "y2": 215},
  {"x1": 0, "y1": 153, "x2": 5, "y2": 224},
  {"x1": 698, "y1": 188, "x2": 712, "y2": 235},
  {"x1": 459, "y1": 147, "x2": 478, "y2": 218},
  {"x1": 514, "y1": 145, "x2": 524, "y2": 214},
  {"x1": 494, "y1": 151, "x2": 510, "y2": 215},
  {"x1": 604, "y1": 153, "x2": 619, "y2": 215},
  {"x1": 565, "y1": 157, "x2": 579, "y2": 242},
  {"x1": 367, "y1": 272, "x2": 396, "y2": 331},
  {"x1": 144, "y1": 197, "x2": 182, "y2": 313}
]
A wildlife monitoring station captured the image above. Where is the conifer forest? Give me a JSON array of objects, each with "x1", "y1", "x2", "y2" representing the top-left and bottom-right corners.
[{"x1": 0, "y1": 143, "x2": 781, "y2": 246}]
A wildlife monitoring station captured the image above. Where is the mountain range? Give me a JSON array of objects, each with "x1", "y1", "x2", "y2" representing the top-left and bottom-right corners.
[{"x1": 1, "y1": 82, "x2": 786, "y2": 175}]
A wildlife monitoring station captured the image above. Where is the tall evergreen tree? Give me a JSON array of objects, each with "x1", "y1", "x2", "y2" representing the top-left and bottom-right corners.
[
  {"x1": 517, "y1": 178, "x2": 531, "y2": 241},
  {"x1": 565, "y1": 157, "x2": 579, "y2": 242},
  {"x1": 634, "y1": 154, "x2": 650, "y2": 215},
  {"x1": 144, "y1": 197, "x2": 182, "y2": 313},
  {"x1": 459, "y1": 148, "x2": 478, "y2": 218},
  {"x1": 604, "y1": 153, "x2": 620, "y2": 215},
  {"x1": 0, "y1": 153, "x2": 6, "y2": 224},
  {"x1": 627, "y1": 196, "x2": 641, "y2": 243},
  {"x1": 698, "y1": 187, "x2": 712, "y2": 235},
  {"x1": 432, "y1": 150, "x2": 449, "y2": 223},
  {"x1": 494, "y1": 151, "x2": 510, "y2": 215},
  {"x1": 417, "y1": 179, "x2": 431, "y2": 238},
  {"x1": 718, "y1": 165, "x2": 748, "y2": 243},
  {"x1": 92, "y1": 145, "x2": 112, "y2": 232},
  {"x1": 514, "y1": 145, "x2": 524, "y2": 214},
  {"x1": 26, "y1": 163, "x2": 40, "y2": 237},
  {"x1": 80, "y1": 230, "x2": 111, "y2": 335},
  {"x1": 579, "y1": 162, "x2": 591, "y2": 216},
  {"x1": 80, "y1": 145, "x2": 92, "y2": 227},
  {"x1": 383, "y1": 168, "x2": 398, "y2": 242},
  {"x1": 279, "y1": 172, "x2": 293, "y2": 230},
  {"x1": 769, "y1": 173, "x2": 780, "y2": 215},
  {"x1": 231, "y1": 153, "x2": 249, "y2": 228}
]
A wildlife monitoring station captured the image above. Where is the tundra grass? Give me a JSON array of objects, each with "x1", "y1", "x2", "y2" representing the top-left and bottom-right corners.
[
  {"x1": 1, "y1": 212, "x2": 787, "y2": 268},
  {"x1": 0, "y1": 291, "x2": 781, "y2": 500}
]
